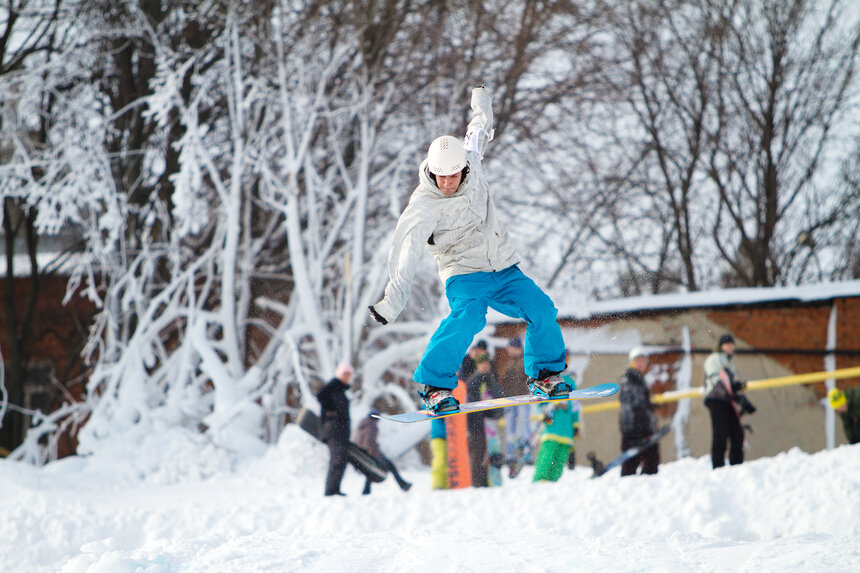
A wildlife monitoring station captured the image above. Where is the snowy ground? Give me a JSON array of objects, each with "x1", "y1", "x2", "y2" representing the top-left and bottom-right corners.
[{"x1": 2, "y1": 426, "x2": 858, "y2": 573}]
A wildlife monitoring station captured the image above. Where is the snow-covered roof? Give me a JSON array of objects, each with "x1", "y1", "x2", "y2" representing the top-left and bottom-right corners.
[{"x1": 488, "y1": 279, "x2": 860, "y2": 324}]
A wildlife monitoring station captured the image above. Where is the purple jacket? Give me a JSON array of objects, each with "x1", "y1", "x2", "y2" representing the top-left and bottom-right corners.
[{"x1": 353, "y1": 416, "x2": 382, "y2": 459}]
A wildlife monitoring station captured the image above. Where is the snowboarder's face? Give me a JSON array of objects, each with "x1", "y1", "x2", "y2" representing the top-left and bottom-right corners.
[
  {"x1": 436, "y1": 171, "x2": 462, "y2": 195},
  {"x1": 632, "y1": 355, "x2": 649, "y2": 373},
  {"x1": 721, "y1": 342, "x2": 735, "y2": 356}
]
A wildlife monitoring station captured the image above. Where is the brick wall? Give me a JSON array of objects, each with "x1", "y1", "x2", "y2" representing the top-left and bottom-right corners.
[
  {"x1": 0, "y1": 275, "x2": 95, "y2": 395},
  {"x1": 0, "y1": 275, "x2": 96, "y2": 456},
  {"x1": 498, "y1": 294, "x2": 860, "y2": 462},
  {"x1": 707, "y1": 299, "x2": 860, "y2": 397}
]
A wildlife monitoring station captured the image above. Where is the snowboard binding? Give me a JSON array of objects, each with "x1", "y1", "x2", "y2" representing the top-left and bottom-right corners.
[
  {"x1": 419, "y1": 385, "x2": 460, "y2": 414},
  {"x1": 527, "y1": 374, "x2": 572, "y2": 399}
]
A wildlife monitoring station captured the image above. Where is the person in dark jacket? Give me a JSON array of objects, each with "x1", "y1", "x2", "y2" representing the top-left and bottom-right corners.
[
  {"x1": 828, "y1": 387, "x2": 860, "y2": 444},
  {"x1": 353, "y1": 411, "x2": 412, "y2": 495},
  {"x1": 317, "y1": 363, "x2": 354, "y2": 496},
  {"x1": 500, "y1": 338, "x2": 531, "y2": 472},
  {"x1": 618, "y1": 347, "x2": 659, "y2": 476},
  {"x1": 466, "y1": 354, "x2": 503, "y2": 487},
  {"x1": 458, "y1": 339, "x2": 489, "y2": 382}
]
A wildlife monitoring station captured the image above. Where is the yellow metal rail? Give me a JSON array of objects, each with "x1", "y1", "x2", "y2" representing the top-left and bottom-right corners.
[{"x1": 580, "y1": 366, "x2": 860, "y2": 414}]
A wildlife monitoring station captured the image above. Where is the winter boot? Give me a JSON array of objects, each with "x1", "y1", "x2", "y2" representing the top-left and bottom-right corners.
[
  {"x1": 527, "y1": 374, "x2": 572, "y2": 399},
  {"x1": 419, "y1": 385, "x2": 460, "y2": 414},
  {"x1": 397, "y1": 479, "x2": 412, "y2": 492}
]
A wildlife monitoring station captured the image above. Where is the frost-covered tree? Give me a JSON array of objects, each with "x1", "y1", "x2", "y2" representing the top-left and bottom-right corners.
[
  {"x1": 9, "y1": 1, "x2": 483, "y2": 461},
  {"x1": 0, "y1": 0, "x2": 109, "y2": 453},
  {"x1": 706, "y1": 0, "x2": 860, "y2": 287},
  {"x1": 5, "y1": 0, "x2": 858, "y2": 464},
  {"x1": 546, "y1": 0, "x2": 860, "y2": 295}
]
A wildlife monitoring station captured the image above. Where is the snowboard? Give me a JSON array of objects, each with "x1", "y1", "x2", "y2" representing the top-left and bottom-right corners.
[
  {"x1": 588, "y1": 424, "x2": 671, "y2": 478},
  {"x1": 296, "y1": 407, "x2": 388, "y2": 483},
  {"x1": 373, "y1": 383, "x2": 619, "y2": 424}
]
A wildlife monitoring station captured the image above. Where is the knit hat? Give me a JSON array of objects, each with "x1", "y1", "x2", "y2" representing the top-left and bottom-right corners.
[
  {"x1": 475, "y1": 339, "x2": 488, "y2": 350},
  {"x1": 718, "y1": 334, "x2": 735, "y2": 347},
  {"x1": 508, "y1": 337, "x2": 523, "y2": 349},
  {"x1": 828, "y1": 388, "x2": 847, "y2": 410},
  {"x1": 628, "y1": 346, "x2": 648, "y2": 362},
  {"x1": 335, "y1": 363, "x2": 354, "y2": 380}
]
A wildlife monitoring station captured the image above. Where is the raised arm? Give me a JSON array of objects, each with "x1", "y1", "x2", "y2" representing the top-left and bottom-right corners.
[{"x1": 464, "y1": 86, "x2": 495, "y2": 160}]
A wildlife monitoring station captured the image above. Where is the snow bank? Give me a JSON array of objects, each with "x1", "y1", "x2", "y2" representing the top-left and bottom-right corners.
[{"x1": 0, "y1": 430, "x2": 857, "y2": 572}]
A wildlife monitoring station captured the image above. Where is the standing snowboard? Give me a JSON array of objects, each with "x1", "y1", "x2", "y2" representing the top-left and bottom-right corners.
[
  {"x1": 296, "y1": 408, "x2": 387, "y2": 483},
  {"x1": 588, "y1": 424, "x2": 671, "y2": 478}
]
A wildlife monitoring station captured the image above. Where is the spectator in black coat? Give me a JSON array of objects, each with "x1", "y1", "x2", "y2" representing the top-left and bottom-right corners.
[
  {"x1": 458, "y1": 339, "x2": 489, "y2": 382},
  {"x1": 618, "y1": 347, "x2": 659, "y2": 476},
  {"x1": 317, "y1": 363, "x2": 354, "y2": 496},
  {"x1": 466, "y1": 355, "x2": 503, "y2": 487}
]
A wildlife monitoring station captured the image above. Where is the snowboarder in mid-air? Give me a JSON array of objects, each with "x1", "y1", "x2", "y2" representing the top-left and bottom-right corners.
[{"x1": 368, "y1": 86, "x2": 570, "y2": 414}]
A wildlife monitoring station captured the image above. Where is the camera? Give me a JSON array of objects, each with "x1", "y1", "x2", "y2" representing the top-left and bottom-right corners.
[{"x1": 733, "y1": 392, "x2": 757, "y2": 415}]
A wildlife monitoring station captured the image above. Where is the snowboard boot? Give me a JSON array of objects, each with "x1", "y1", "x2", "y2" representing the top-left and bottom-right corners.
[
  {"x1": 390, "y1": 465, "x2": 412, "y2": 491},
  {"x1": 527, "y1": 374, "x2": 572, "y2": 399},
  {"x1": 419, "y1": 385, "x2": 460, "y2": 414}
]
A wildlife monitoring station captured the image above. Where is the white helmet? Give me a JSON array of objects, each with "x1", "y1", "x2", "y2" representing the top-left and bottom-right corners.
[
  {"x1": 628, "y1": 346, "x2": 648, "y2": 362},
  {"x1": 427, "y1": 135, "x2": 467, "y2": 176}
]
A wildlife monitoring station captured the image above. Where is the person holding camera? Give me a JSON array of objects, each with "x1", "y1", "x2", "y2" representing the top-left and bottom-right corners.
[{"x1": 703, "y1": 334, "x2": 754, "y2": 469}]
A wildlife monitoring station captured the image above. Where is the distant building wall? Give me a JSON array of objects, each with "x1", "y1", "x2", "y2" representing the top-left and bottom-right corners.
[
  {"x1": 494, "y1": 295, "x2": 860, "y2": 467},
  {"x1": 0, "y1": 275, "x2": 96, "y2": 456}
]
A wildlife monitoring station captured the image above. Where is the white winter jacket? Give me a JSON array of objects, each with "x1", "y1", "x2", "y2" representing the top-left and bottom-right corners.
[{"x1": 372, "y1": 87, "x2": 520, "y2": 323}]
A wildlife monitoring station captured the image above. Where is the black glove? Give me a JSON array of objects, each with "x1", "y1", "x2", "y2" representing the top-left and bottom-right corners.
[
  {"x1": 567, "y1": 450, "x2": 576, "y2": 470},
  {"x1": 731, "y1": 380, "x2": 747, "y2": 392},
  {"x1": 368, "y1": 305, "x2": 388, "y2": 325}
]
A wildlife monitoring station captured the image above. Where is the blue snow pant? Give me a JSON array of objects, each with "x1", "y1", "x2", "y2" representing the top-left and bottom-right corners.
[{"x1": 413, "y1": 265, "x2": 566, "y2": 390}]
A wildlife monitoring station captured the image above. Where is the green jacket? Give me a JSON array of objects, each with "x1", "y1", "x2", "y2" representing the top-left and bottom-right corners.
[
  {"x1": 839, "y1": 386, "x2": 860, "y2": 445},
  {"x1": 539, "y1": 375, "x2": 580, "y2": 446}
]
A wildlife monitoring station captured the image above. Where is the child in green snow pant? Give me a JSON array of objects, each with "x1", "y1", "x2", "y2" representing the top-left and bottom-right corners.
[{"x1": 532, "y1": 440, "x2": 571, "y2": 482}]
